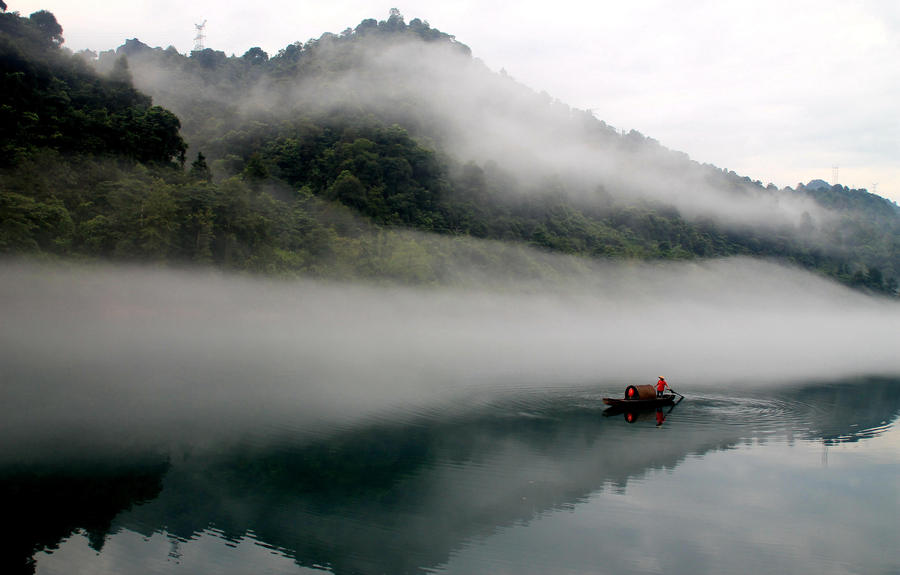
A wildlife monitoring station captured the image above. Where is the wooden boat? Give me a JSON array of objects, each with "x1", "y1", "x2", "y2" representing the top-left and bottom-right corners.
[
  {"x1": 602, "y1": 394, "x2": 676, "y2": 408},
  {"x1": 602, "y1": 384, "x2": 680, "y2": 409}
]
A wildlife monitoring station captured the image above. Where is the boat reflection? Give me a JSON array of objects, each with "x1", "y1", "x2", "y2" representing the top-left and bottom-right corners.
[{"x1": 603, "y1": 394, "x2": 684, "y2": 425}]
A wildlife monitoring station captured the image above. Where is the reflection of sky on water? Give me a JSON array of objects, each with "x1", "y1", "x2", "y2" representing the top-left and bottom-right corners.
[
  {"x1": 433, "y1": 427, "x2": 900, "y2": 575},
  {"x1": 30, "y1": 397, "x2": 900, "y2": 575},
  {"x1": 35, "y1": 529, "x2": 325, "y2": 575}
]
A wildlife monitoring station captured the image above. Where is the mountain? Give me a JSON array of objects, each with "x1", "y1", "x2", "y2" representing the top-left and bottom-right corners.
[{"x1": 0, "y1": 8, "x2": 897, "y2": 294}]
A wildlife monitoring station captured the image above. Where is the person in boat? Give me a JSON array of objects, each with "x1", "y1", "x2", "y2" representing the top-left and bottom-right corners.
[{"x1": 656, "y1": 376, "x2": 670, "y2": 398}]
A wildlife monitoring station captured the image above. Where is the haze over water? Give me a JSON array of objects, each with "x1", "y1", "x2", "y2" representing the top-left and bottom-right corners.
[
  {"x1": 1, "y1": 261, "x2": 899, "y2": 574},
  {"x1": 2, "y1": 259, "x2": 899, "y2": 456}
]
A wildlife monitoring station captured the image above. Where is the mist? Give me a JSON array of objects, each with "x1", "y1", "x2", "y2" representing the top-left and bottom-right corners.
[
  {"x1": 2, "y1": 256, "x2": 898, "y2": 459},
  {"x1": 121, "y1": 31, "x2": 833, "y2": 233}
]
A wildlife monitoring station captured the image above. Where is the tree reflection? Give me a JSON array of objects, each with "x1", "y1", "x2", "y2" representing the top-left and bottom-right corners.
[
  {"x1": 8, "y1": 377, "x2": 900, "y2": 574},
  {"x1": 0, "y1": 460, "x2": 168, "y2": 575}
]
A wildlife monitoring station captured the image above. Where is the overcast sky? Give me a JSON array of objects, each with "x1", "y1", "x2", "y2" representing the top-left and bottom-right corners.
[{"x1": 11, "y1": 0, "x2": 900, "y2": 203}]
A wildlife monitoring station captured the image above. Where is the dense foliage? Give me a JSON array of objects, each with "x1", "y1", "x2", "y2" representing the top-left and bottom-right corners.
[
  {"x1": 0, "y1": 11, "x2": 185, "y2": 166},
  {"x1": 1, "y1": 8, "x2": 898, "y2": 294}
]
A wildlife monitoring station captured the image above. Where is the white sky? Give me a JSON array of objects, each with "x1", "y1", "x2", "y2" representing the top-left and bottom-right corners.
[{"x1": 10, "y1": 0, "x2": 900, "y2": 203}]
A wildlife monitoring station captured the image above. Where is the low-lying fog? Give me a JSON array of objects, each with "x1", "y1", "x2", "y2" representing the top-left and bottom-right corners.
[{"x1": 2, "y1": 257, "x2": 898, "y2": 459}]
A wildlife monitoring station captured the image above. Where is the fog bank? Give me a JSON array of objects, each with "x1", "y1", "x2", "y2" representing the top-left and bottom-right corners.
[
  {"x1": 1, "y1": 258, "x2": 898, "y2": 456},
  {"x1": 125, "y1": 34, "x2": 831, "y2": 232}
]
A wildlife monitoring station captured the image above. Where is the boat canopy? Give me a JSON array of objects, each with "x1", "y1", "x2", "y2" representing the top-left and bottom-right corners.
[{"x1": 625, "y1": 384, "x2": 656, "y2": 400}]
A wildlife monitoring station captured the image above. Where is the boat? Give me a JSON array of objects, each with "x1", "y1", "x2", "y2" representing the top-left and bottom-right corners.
[
  {"x1": 602, "y1": 395, "x2": 677, "y2": 409},
  {"x1": 602, "y1": 384, "x2": 681, "y2": 410}
]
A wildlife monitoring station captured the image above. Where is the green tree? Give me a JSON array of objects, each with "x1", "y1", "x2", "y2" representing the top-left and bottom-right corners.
[
  {"x1": 242, "y1": 47, "x2": 268, "y2": 64},
  {"x1": 28, "y1": 10, "x2": 64, "y2": 46},
  {"x1": 243, "y1": 153, "x2": 269, "y2": 182},
  {"x1": 0, "y1": 191, "x2": 73, "y2": 252},
  {"x1": 384, "y1": 8, "x2": 405, "y2": 31},
  {"x1": 190, "y1": 151, "x2": 211, "y2": 181},
  {"x1": 139, "y1": 185, "x2": 179, "y2": 258},
  {"x1": 135, "y1": 107, "x2": 187, "y2": 165},
  {"x1": 329, "y1": 170, "x2": 367, "y2": 211}
]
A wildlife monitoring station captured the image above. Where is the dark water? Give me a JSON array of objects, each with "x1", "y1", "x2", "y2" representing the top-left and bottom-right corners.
[{"x1": 4, "y1": 378, "x2": 899, "y2": 575}]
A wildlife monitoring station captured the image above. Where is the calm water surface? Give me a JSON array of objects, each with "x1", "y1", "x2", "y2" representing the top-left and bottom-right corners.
[{"x1": 5, "y1": 379, "x2": 899, "y2": 575}]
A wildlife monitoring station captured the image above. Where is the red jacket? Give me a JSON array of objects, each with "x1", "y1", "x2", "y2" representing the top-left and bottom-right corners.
[{"x1": 657, "y1": 379, "x2": 668, "y2": 392}]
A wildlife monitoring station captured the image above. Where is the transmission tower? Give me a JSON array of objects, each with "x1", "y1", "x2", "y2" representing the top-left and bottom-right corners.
[
  {"x1": 193, "y1": 20, "x2": 207, "y2": 52},
  {"x1": 832, "y1": 165, "x2": 839, "y2": 185}
]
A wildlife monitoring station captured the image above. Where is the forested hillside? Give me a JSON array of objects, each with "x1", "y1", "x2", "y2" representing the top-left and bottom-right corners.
[
  {"x1": 1, "y1": 8, "x2": 898, "y2": 294},
  {"x1": 0, "y1": 10, "x2": 185, "y2": 164}
]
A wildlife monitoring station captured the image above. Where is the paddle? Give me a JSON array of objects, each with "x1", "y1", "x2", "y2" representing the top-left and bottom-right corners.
[{"x1": 667, "y1": 390, "x2": 685, "y2": 410}]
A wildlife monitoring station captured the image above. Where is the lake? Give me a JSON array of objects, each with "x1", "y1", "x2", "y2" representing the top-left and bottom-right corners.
[{"x1": 4, "y1": 378, "x2": 899, "y2": 575}]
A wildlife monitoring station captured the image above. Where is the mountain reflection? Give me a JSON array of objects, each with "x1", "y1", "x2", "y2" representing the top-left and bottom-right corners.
[
  {"x1": 0, "y1": 459, "x2": 168, "y2": 575},
  {"x1": 4, "y1": 377, "x2": 899, "y2": 575}
]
